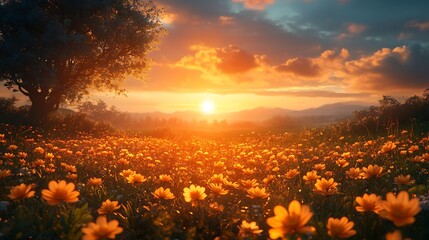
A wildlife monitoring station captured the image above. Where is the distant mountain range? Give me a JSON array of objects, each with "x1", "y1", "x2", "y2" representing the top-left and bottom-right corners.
[{"x1": 129, "y1": 101, "x2": 371, "y2": 123}]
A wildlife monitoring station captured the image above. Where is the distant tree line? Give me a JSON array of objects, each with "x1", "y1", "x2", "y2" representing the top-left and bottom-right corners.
[{"x1": 333, "y1": 89, "x2": 429, "y2": 136}]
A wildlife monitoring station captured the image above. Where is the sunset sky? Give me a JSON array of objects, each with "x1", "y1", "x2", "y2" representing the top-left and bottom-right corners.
[{"x1": 3, "y1": 0, "x2": 429, "y2": 113}]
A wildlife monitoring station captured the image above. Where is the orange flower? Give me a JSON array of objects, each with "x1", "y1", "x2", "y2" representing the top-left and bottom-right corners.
[
  {"x1": 327, "y1": 217, "x2": 357, "y2": 238},
  {"x1": 152, "y1": 187, "x2": 175, "y2": 200},
  {"x1": 313, "y1": 163, "x2": 326, "y2": 171},
  {"x1": 355, "y1": 193, "x2": 383, "y2": 214},
  {"x1": 159, "y1": 174, "x2": 173, "y2": 182},
  {"x1": 34, "y1": 147, "x2": 45, "y2": 154},
  {"x1": 41, "y1": 180, "x2": 80, "y2": 205},
  {"x1": 240, "y1": 179, "x2": 259, "y2": 189},
  {"x1": 88, "y1": 177, "x2": 103, "y2": 186},
  {"x1": 345, "y1": 168, "x2": 361, "y2": 179},
  {"x1": 7, "y1": 183, "x2": 35, "y2": 200},
  {"x1": 385, "y1": 230, "x2": 404, "y2": 240},
  {"x1": 119, "y1": 169, "x2": 135, "y2": 178},
  {"x1": 238, "y1": 220, "x2": 263, "y2": 238},
  {"x1": 379, "y1": 191, "x2": 421, "y2": 227},
  {"x1": 263, "y1": 175, "x2": 276, "y2": 185},
  {"x1": 66, "y1": 172, "x2": 78, "y2": 180},
  {"x1": 303, "y1": 170, "x2": 320, "y2": 184},
  {"x1": 360, "y1": 164, "x2": 383, "y2": 179},
  {"x1": 246, "y1": 187, "x2": 270, "y2": 199},
  {"x1": 266, "y1": 200, "x2": 315, "y2": 238},
  {"x1": 126, "y1": 173, "x2": 147, "y2": 184},
  {"x1": 208, "y1": 183, "x2": 229, "y2": 195},
  {"x1": 183, "y1": 184, "x2": 206, "y2": 206},
  {"x1": 336, "y1": 158, "x2": 350, "y2": 168},
  {"x1": 380, "y1": 141, "x2": 396, "y2": 153},
  {"x1": 210, "y1": 173, "x2": 227, "y2": 184},
  {"x1": 314, "y1": 178, "x2": 339, "y2": 195},
  {"x1": 394, "y1": 174, "x2": 415, "y2": 185},
  {"x1": 82, "y1": 216, "x2": 123, "y2": 240},
  {"x1": 284, "y1": 169, "x2": 300, "y2": 179},
  {"x1": 210, "y1": 202, "x2": 225, "y2": 212},
  {"x1": 0, "y1": 169, "x2": 12, "y2": 179},
  {"x1": 98, "y1": 199, "x2": 121, "y2": 214}
]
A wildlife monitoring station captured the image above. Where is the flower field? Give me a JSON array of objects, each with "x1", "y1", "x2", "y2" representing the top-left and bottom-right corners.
[{"x1": 1, "y1": 124, "x2": 429, "y2": 239}]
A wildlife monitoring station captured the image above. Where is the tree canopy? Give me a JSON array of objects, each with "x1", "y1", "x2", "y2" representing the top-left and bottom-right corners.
[{"x1": 0, "y1": 0, "x2": 164, "y2": 123}]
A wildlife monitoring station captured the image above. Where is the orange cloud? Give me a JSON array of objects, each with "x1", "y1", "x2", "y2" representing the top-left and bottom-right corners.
[
  {"x1": 233, "y1": 0, "x2": 275, "y2": 10},
  {"x1": 276, "y1": 48, "x2": 349, "y2": 81},
  {"x1": 345, "y1": 44, "x2": 429, "y2": 91},
  {"x1": 276, "y1": 58, "x2": 320, "y2": 77},
  {"x1": 337, "y1": 23, "x2": 366, "y2": 40},
  {"x1": 407, "y1": 20, "x2": 429, "y2": 31},
  {"x1": 176, "y1": 45, "x2": 258, "y2": 75},
  {"x1": 347, "y1": 23, "x2": 366, "y2": 34},
  {"x1": 217, "y1": 46, "x2": 257, "y2": 74}
]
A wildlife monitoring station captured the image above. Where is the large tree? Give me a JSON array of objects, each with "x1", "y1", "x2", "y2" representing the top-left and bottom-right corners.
[{"x1": 0, "y1": 0, "x2": 163, "y2": 124}]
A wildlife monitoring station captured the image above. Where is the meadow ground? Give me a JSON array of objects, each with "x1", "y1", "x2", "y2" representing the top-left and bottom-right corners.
[{"x1": 1, "y1": 124, "x2": 429, "y2": 239}]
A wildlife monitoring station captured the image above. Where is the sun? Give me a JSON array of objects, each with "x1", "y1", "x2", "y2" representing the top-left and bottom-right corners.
[{"x1": 201, "y1": 100, "x2": 215, "y2": 114}]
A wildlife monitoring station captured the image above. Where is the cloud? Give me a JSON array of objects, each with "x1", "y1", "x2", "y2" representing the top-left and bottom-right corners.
[
  {"x1": 175, "y1": 44, "x2": 257, "y2": 76},
  {"x1": 232, "y1": 0, "x2": 275, "y2": 10},
  {"x1": 347, "y1": 23, "x2": 366, "y2": 35},
  {"x1": 276, "y1": 58, "x2": 320, "y2": 77},
  {"x1": 345, "y1": 44, "x2": 429, "y2": 90},
  {"x1": 408, "y1": 21, "x2": 429, "y2": 31},
  {"x1": 216, "y1": 46, "x2": 257, "y2": 74}
]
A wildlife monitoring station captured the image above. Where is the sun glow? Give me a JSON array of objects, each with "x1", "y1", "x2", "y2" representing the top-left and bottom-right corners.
[{"x1": 201, "y1": 100, "x2": 215, "y2": 114}]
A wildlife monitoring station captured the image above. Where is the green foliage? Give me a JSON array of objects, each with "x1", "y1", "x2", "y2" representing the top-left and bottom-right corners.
[{"x1": 55, "y1": 204, "x2": 93, "y2": 240}]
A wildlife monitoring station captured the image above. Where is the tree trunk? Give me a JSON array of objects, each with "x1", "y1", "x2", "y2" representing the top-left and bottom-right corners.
[{"x1": 28, "y1": 95, "x2": 56, "y2": 126}]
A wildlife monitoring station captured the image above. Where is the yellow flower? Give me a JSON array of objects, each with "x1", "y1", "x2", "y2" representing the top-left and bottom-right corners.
[
  {"x1": 379, "y1": 191, "x2": 421, "y2": 227},
  {"x1": 152, "y1": 187, "x2": 175, "y2": 200},
  {"x1": 183, "y1": 184, "x2": 206, "y2": 206},
  {"x1": 360, "y1": 164, "x2": 383, "y2": 179},
  {"x1": 238, "y1": 220, "x2": 263, "y2": 238},
  {"x1": 327, "y1": 217, "x2": 357, "y2": 238},
  {"x1": 266, "y1": 200, "x2": 315, "y2": 238},
  {"x1": 208, "y1": 183, "x2": 229, "y2": 195},
  {"x1": 98, "y1": 199, "x2": 121, "y2": 214},
  {"x1": 355, "y1": 193, "x2": 383, "y2": 214},
  {"x1": 41, "y1": 180, "x2": 80, "y2": 205},
  {"x1": 88, "y1": 177, "x2": 103, "y2": 186},
  {"x1": 314, "y1": 178, "x2": 339, "y2": 195},
  {"x1": 7, "y1": 183, "x2": 35, "y2": 200},
  {"x1": 394, "y1": 174, "x2": 415, "y2": 185},
  {"x1": 126, "y1": 173, "x2": 147, "y2": 184},
  {"x1": 246, "y1": 187, "x2": 270, "y2": 199},
  {"x1": 82, "y1": 216, "x2": 123, "y2": 240}
]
